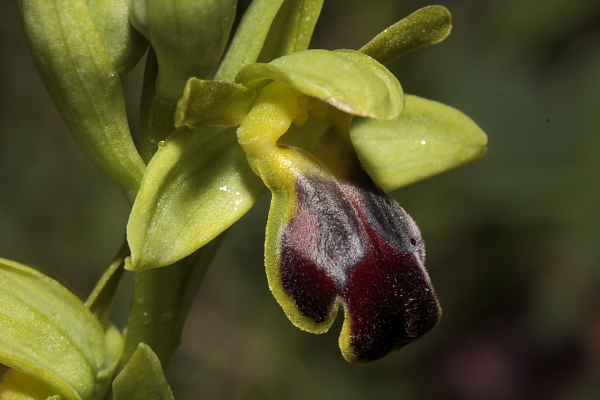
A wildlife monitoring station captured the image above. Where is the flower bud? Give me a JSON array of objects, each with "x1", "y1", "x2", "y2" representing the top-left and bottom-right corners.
[
  {"x1": 130, "y1": 0, "x2": 237, "y2": 100},
  {"x1": 87, "y1": 0, "x2": 149, "y2": 75}
]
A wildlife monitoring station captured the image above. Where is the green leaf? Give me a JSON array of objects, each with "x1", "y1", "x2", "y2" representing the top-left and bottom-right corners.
[
  {"x1": 0, "y1": 258, "x2": 106, "y2": 400},
  {"x1": 175, "y1": 78, "x2": 257, "y2": 128},
  {"x1": 236, "y1": 49, "x2": 403, "y2": 120},
  {"x1": 351, "y1": 94, "x2": 487, "y2": 192},
  {"x1": 257, "y1": 0, "x2": 324, "y2": 62},
  {"x1": 87, "y1": 0, "x2": 148, "y2": 75},
  {"x1": 215, "y1": 0, "x2": 285, "y2": 81},
  {"x1": 359, "y1": 5, "x2": 452, "y2": 65},
  {"x1": 127, "y1": 126, "x2": 265, "y2": 270},
  {"x1": 18, "y1": 0, "x2": 145, "y2": 204},
  {"x1": 112, "y1": 343, "x2": 173, "y2": 400}
]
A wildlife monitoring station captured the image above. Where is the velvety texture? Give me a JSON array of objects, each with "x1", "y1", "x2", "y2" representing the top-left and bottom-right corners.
[{"x1": 279, "y1": 168, "x2": 440, "y2": 363}]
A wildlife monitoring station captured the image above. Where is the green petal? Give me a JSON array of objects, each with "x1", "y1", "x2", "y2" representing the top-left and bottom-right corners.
[
  {"x1": 112, "y1": 343, "x2": 173, "y2": 400},
  {"x1": 351, "y1": 94, "x2": 487, "y2": 192},
  {"x1": 236, "y1": 49, "x2": 403, "y2": 120},
  {"x1": 0, "y1": 258, "x2": 106, "y2": 400},
  {"x1": 19, "y1": 0, "x2": 145, "y2": 203},
  {"x1": 87, "y1": 0, "x2": 148, "y2": 75},
  {"x1": 127, "y1": 127, "x2": 265, "y2": 270},
  {"x1": 359, "y1": 5, "x2": 452, "y2": 65},
  {"x1": 175, "y1": 78, "x2": 257, "y2": 128}
]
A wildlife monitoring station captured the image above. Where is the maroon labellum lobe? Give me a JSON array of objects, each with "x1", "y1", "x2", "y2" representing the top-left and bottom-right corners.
[
  {"x1": 342, "y1": 224, "x2": 440, "y2": 362},
  {"x1": 278, "y1": 170, "x2": 440, "y2": 362}
]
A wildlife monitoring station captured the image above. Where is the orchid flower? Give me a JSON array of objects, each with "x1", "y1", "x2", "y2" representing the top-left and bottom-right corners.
[
  {"x1": 125, "y1": 4, "x2": 486, "y2": 363},
  {"x1": 6, "y1": 1, "x2": 486, "y2": 398}
]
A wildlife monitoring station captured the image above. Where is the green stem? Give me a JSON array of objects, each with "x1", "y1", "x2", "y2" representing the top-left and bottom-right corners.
[{"x1": 118, "y1": 232, "x2": 226, "y2": 371}]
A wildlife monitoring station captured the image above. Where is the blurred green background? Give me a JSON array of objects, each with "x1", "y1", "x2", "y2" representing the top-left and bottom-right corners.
[{"x1": 1, "y1": 0, "x2": 600, "y2": 399}]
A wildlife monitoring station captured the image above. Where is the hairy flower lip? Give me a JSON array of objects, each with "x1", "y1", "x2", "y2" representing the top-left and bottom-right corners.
[
  {"x1": 340, "y1": 216, "x2": 440, "y2": 363},
  {"x1": 275, "y1": 165, "x2": 440, "y2": 363}
]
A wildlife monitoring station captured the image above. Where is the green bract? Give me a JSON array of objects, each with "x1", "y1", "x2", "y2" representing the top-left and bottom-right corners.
[
  {"x1": 127, "y1": 126, "x2": 264, "y2": 270},
  {"x1": 18, "y1": 0, "x2": 145, "y2": 203},
  {"x1": 0, "y1": 259, "x2": 123, "y2": 400},
  {"x1": 112, "y1": 344, "x2": 173, "y2": 400}
]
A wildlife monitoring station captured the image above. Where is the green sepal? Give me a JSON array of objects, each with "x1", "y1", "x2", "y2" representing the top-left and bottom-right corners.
[
  {"x1": 112, "y1": 343, "x2": 173, "y2": 400},
  {"x1": 87, "y1": 0, "x2": 148, "y2": 75},
  {"x1": 175, "y1": 78, "x2": 257, "y2": 128},
  {"x1": 127, "y1": 127, "x2": 265, "y2": 270},
  {"x1": 350, "y1": 94, "x2": 487, "y2": 192},
  {"x1": 333, "y1": 50, "x2": 404, "y2": 119},
  {"x1": 215, "y1": 0, "x2": 285, "y2": 81},
  {"x1": 236, "y1": 49, "x2": 403, "y2": 120},
  {"x1": 359, "y1": 5, "x2": 452, "y2": 65},
  {"x1": 0, "y1": 258, "x2": 108, "y2": 400},
  {"x1": 18, "y1": 0, "x2": 145, "y2": 204},
  {"x1": 257, "y1": 0, "x2": 324, "y2": 62}
]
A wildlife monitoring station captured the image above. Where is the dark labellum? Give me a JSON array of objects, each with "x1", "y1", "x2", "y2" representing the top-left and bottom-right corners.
[{"x1": 279, "y1": 172, "x2": 440, "y2": 362}]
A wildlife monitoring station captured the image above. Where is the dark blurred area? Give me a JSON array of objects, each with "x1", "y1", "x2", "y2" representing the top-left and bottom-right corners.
[{"x1": 2, "y1": 0, "x2": 600, "y2": 399}]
